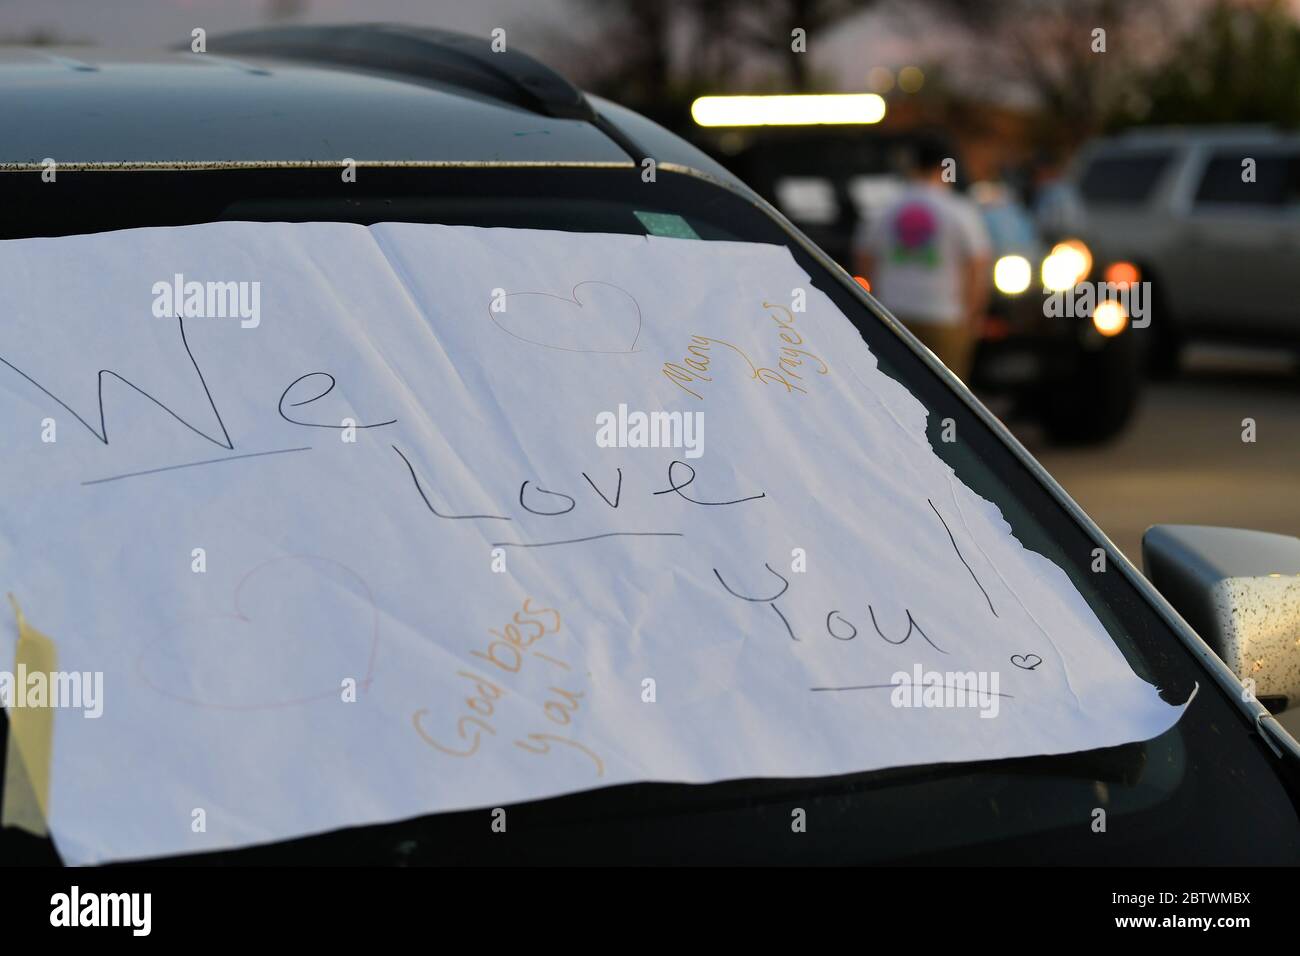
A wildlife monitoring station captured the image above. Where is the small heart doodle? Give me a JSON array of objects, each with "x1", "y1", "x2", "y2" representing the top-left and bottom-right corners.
[
  {"x1": 136, "y1": 554, "x2": 378, "y2": 710},
  {"x1": 488, "y1": 280, "x2": 643, "y2": 354},
  {"x1": 1010, "y1": 653, "x2": 1043, "y2": 671}
]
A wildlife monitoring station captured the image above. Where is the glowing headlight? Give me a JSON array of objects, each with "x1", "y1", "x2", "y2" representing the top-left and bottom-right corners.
[
  {"x1": 993, "y1": 255, "x2": 1032, "y2": 295},
  {"x1": 1041, "y1": 239, "x2": 1093, "y2": 292},
  {"x1": 1092, "y1": 300, "x2": 1128, "y2": 336}
]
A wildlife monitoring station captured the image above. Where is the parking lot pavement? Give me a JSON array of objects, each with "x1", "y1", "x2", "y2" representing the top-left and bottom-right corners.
[{"x1": 1007, "y1": 346, "x2": 1300, "y2": 566}]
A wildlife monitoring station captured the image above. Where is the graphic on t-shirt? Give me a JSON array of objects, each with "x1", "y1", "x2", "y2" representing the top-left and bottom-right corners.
[{"x1": 890, "y1": 200, "x2": 939, "y2": 267}]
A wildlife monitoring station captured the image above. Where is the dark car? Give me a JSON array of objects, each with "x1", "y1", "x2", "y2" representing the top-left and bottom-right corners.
[
  {"x1": 718, "y1": 129, "x2": 1144, "y2": 442},
  {"x1": 0, "y1": 25, "x2": 1296, "y2": 866}
]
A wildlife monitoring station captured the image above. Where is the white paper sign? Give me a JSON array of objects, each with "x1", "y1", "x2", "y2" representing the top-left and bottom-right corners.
[{"x1": 0, "y1": 222, "x2": 1187, "y2": 864}]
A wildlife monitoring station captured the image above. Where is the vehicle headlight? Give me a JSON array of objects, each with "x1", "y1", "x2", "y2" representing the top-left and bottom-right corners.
[
  {"x1": 1041, "y1": 239, "x2": 1092, "y2": 292},
  {"x1": 993, "y1": 255, "x2": 1031, "y2": 295},
  {"x1": 1092, "y1": 299, "x2": 1128, "y2": 336}
]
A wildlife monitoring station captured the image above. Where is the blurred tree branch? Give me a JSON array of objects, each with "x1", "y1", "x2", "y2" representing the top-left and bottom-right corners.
[
  {"x1": 724, "y1": 0, "x2": 878, "y2": 90},
  {"x1": 558, "y1": 0, "x2": 879, "y2": 128},
  {"x1": 1117, "y1": 0, "x2": 1300, "y2": 128},
  {"x1": 920, "y1": 0, "x2": 1178, "y2": 155},
  {"x1": 557, "y1": 0, "x2": 1300, "y2": 150}
]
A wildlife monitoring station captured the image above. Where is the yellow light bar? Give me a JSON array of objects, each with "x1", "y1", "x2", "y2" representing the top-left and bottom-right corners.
[{"x1": 690, "y1": 94, "x2": 886, "y2": 127}]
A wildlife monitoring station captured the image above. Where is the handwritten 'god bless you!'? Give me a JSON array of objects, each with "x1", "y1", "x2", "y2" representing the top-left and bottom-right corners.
[
  {"x1": 661, "y1": 300, "x2": 829, "y2": 401},
  {"x1": 411, "y1": 597, "x2": 605, "y2": 779}
]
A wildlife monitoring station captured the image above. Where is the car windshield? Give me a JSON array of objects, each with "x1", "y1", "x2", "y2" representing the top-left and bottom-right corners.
[{"x1": 2, "y1": 165, "x2": 1295, "y2": 865}]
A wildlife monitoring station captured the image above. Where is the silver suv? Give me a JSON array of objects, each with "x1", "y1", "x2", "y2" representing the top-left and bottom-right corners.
[{"x1": 1053, "y1": 126, "x2": 1300, "y2": 376}]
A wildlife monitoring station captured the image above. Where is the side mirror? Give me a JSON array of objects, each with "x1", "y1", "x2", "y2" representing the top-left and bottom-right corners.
[{"x1": 1142, "y1": 525, "x2": 1300, "y2": 716}]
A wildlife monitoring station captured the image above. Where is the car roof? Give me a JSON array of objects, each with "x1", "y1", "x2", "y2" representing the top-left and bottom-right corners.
[
  {"x1": 0, "y1": 31, "x2": 748, "y2": 191},
  {"x1": 1087, "y1": 125, "x2": 1300, "y2": 152}
]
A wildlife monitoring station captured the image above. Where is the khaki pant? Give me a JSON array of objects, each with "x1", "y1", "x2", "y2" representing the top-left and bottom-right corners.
[{"x1": 901, "y1": 320, "x2": 975, "y2": 382}]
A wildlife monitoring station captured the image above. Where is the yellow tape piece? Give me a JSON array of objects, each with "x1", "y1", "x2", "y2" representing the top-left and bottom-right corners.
[{"x1": 2, "y1": 595, "x2": 57, "y2": 836}]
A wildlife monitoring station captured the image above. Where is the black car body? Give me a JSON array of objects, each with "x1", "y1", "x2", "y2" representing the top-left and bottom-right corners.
[
  {"x1": 0, "y1": 26, "x2": 1295, "y2": 865},
  {"x1": 718, "y1": 128, "x2": 1144, "y2": 442}
]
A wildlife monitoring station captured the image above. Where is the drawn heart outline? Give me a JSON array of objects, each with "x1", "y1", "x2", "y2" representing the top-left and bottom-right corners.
[
  {"x1": 1010, "y1": 653, "x2": 1043, "y2": 671},
  {"x1": 488, "y1": 280, "x2": 643, "y2": 354},
  {"x1": 136, "y1": 554, "x2": 378, "y2": 711}
]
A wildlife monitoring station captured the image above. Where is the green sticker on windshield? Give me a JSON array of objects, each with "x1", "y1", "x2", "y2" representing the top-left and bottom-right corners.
[{"x1": 634, "y1": 211, "x2": 701, "y2": 239}]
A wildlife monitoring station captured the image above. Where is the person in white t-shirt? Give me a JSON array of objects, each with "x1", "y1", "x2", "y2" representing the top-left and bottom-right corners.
[{"x1": 852, "y1": 138, "x2": 992, "y2": 381}]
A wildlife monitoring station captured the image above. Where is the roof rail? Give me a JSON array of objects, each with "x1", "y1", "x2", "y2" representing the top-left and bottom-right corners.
[{"x1": 207, "y1": 23, "x2": 597, "y2": 122}]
